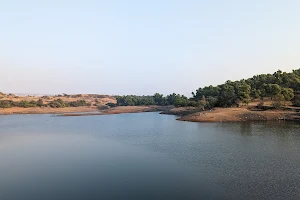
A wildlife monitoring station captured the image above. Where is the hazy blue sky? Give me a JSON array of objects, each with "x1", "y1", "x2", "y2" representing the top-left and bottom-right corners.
[{"x1": 1, "y1": 0, "x2": 299, "y2": 96}]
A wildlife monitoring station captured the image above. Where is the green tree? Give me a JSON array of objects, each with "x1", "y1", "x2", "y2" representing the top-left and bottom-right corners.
[
  {"x1": 153, "y1": 93, "x2": 165, "y2": 105},
  {"x1": 218, "y1": 84, "x2": 237, "y2": 107},
  {"x1": 238, "y1": 81, "x2": 251, "y2": 105},
  {"x1": 281, "y1": 88, "x2": 294, "y2": 105},
  {"x1": 206, "y1": 96, "x2": 218, "y2": 109},
  {"x1": 273, "y1": 93, "x2": 284, "y2": 108},
  {"x1": 263, "y1": 84, "x2": 282, "y2": 100},
  {"x1": 292, "y1": 95, "x2": 300, "y2": 107},
  {"x1": 18, "y1": 100, "x2": 30, "y2": 108}
]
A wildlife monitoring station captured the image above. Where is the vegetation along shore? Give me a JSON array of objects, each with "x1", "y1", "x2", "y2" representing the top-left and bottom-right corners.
[{"x1": 1, "y1": 68, "x2": 300, "y2": 122}]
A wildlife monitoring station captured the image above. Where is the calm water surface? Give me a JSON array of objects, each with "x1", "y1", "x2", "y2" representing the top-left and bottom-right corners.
[{"x1": 0, "y1": 112, "x2": 299, "y2": 200}]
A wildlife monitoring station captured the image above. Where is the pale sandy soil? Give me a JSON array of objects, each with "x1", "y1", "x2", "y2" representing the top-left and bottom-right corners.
[
  {"x1": 0, "y1": 94, "x2": 116, "y2": 106},
  {"x1": 1, "y1": 94, "x2": 299, "y2": 122},
  {"x1": 102, "y1": 106, "x2": 170, "y2": 114},
  {"x1": 178, "y1": 107, "x2": 299, "y2": 122},
  {"x1": 60, "y1": 105, "x2": 300, "y2": 122},
  {"x1": 59, "y1": 106, "x2": 172, "y2": 116},
  {"x1": 0, "y1": 93, "x2": 116, "y2": 115},
  {"x1": 160, "y1": 107, "x2": 202, "y2": 116}
]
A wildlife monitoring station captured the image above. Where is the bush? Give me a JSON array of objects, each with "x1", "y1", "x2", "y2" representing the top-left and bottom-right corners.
[
  {"x1": 18, "y1": 100, "x2": 31, "y2": 108},
  {"x1": 69, "y1": 100, "x2": 90, "y2": 107},
  {"x1": 106, "y1": 103, "x2": 117, "y2": 107},
  {"x1": 0, "y1": 100, "x2": 13, "y2": 108},
  {"x1": 292, "y1": 95, "x2": 300, "y2": 107},
  {"x1": 37, "y1": 99, "x2": 43, "y2": 107},
  {"x1": 97, "y1": 105, "x2": 110, "y2": 110},
  {"x1": 272, "y1": 94, "x2": 284, "y2": 108}
]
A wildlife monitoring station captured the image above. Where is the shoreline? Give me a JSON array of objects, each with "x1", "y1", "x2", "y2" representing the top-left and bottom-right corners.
[
  {"x1": 0, "y1": 106, "x2": 299, "y2": 122},
  {"x1": 58, "y1": 106, "x2": 172, "y2": 116},
  {"x1": 177, "y1": 107, "x2": 300, "y2": 122}
]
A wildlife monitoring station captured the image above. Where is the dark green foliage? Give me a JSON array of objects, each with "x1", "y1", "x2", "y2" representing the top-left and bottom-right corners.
[
  {"x1": 262, "y1": 84, "x2": 281, "y2": 99},
  {"x1": 192, "y1": 68, "x2": 300, "y2": 108},
  {"x1": 238, "y1": 81, "x2": 251, "y2": 105},
  {"x1": 106, "y1": 103, "x2": 117, "y2": 107},
  {"x1": 153, "y1": 93, "x2": 166, "y2": 105},
  {"x1": 18, "y1": 100, "x2": 37, "y2": 108},
  {"x1": 206, "y1": 96, "x2": 218, "y2": 109},
  {"x1": 97, "y1": 105, "x2": 110, "y2": 110},
  {"x1": 48, "y1": 99, "x2": 66, "y2": 108},
  {"x1": 193, "y1": 85, "x2": 220, "y2": 100},
  {"x1": 48, "y1": 99, "x2": 90, "y2": 108},
  {"x1": 187, "y1": 100, "x2": 201, "y2": 107},
  {"x1": 116, "y1": 93, "x2": 196, "y2": 107},
  {"x1": 217, "y1": 84, "x2": 237, "y2": 107},
  {"x1": 69, "y1": 100, "x2": 91, "y2": 107},
  {"x1": 0, "y1": 100, "x2": 14, "y2": 108},
  {"x1": 292, "y1": 95, "x2": 300, "y2": 107},
  {"x1": 281, "y1": 88, "x2": 294, "y2": 105},
  {"x1": 174, "y1": 95, "x2": 189, "y2": 107},
  {"x1": 273, "y1": 93, "x2": 284, "y2": 108}
]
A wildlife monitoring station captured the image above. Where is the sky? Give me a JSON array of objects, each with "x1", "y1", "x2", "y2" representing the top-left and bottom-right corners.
[{"x1": 0, "y1": 0, "x2": 300, "y2": 96}]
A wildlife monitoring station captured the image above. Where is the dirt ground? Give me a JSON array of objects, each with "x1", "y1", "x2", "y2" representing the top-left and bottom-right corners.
[
  {"x1": 1, "y1": 94, "x2": 299, "y2": 122},
  {"x1": 0, "y1": 107, "x2": 99, "y2": 115},
  {"x1": 178, "y1": 107, "x2": 299, "y2": 122},
  {"x1": 0, "y1": 94, "x2": 116, "y2": 115},
  {"x1": 0, "y1": 94, "x2": 116, "y2": 106}
]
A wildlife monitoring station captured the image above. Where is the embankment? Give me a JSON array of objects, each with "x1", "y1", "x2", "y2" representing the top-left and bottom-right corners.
[
  {"x1": 1, "y1": 105, "x2": 299, "y2": 122},
  {"x1": 177, "y1": 107, "x2": 300, "y2": 122}
]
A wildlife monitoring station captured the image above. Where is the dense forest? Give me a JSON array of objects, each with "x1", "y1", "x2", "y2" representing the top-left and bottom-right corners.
[
  {"x1": 115, "y1": 93, "x2": 200, "y2": 107},
  {"x1": 192, "y1": 68, "x2": 300, "y2": 108},
  {"x1": 116, "y1": 69, "x2": 300, "y2": 108}
]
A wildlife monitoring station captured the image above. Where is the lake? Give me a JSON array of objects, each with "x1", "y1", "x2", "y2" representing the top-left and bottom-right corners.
[{"x1": 0, "y1": 112, "x2": 299, "y2": 200}]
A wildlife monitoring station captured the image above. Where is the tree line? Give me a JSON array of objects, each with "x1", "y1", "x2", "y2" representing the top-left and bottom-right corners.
[
  {"x1": 192, "y1": 69, "x2": 300, "y2": 108},
  {"x1": 115, "y1": 93, "x2": 200, "y2": 107},
  {"x1": 1, "y1": 69, "x2": 299, "y2": 109},
  {"x1": 115, "y1": 69, "x2": 300, "y2": 108}
]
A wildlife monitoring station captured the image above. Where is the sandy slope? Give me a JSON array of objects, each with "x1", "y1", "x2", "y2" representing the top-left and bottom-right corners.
[
  {"x1": 178, "y1": 107, "x2": 299, "y2": 122},
  {"x1": 0, "y1": 94, "x2": 116, "y2": 115}
]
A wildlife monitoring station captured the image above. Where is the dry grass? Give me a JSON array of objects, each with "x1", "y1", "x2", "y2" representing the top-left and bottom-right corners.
[
  {"x1": 0, "y1": 107, "x2": 99, "y2": 115},
  {"x1": 102, "y1": 106, "x2": 154, "y2": 114},
  {"x1": 178, "y1": 107, "x2": 297, "y2": 122},
  {"x1": 0, "y1": 94, "x2": 116, "y2": 105},
  {"x1": 0, "y1": 94, "x2": 116, "y2": 115}
]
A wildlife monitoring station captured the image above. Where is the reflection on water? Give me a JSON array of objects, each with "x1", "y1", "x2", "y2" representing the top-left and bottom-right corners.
[{"x1": 0, "y1": 113, "x2": 299, "y2": 200}]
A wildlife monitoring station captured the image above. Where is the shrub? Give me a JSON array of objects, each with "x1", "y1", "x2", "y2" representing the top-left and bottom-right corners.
[
  {"x1": 0, "y1": 100, "x2": 13, "y2": 108},
  {"x1": 292, "y1": 95, "x2": 300, "y2": 107},
  {"x1": 18, "y1": 100, "x2": 30, "y2": 108},
  {"x1": 97, "y1": 105, "x2": 110, "y2": 110},
  {"x1": 37, "y1": 99, "x2": 44, "y2": 107},
  {"x1": 106, "y1": 103, "x2": 117, "y2": 107},
  {"x1": 257, "y1": 101, "x2": 264, "y2": 109}
]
